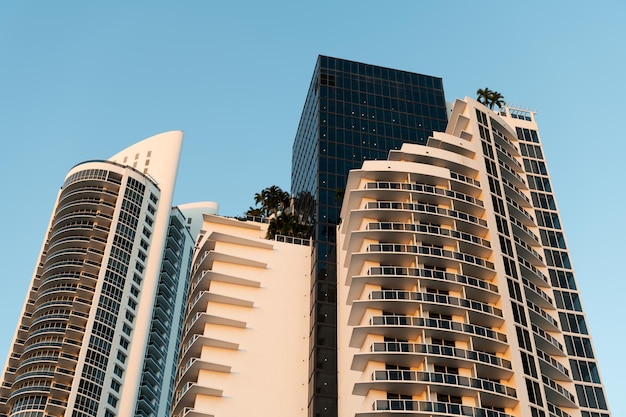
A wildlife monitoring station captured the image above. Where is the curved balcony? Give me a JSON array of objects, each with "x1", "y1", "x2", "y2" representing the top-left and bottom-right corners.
[
  {"x1": 55, "y1": 197, "x2": 116, "y2": 216},
  {"x1": 36, "y1": 284, "x2": 78, "y2": 300},
  {"x1": 48, "y1": 222, "x2": 94, "y2": 242},
  {"x1": 450, "y1": 171, "x2": 481, "y2": 188},
  {"x1": 12, "y1": 368, "x2": 55, "y2": 385},
  {"x1": 518, "y1": 258, "x2": 549, "y2": 288},
  {"x1": 364, "y1": 202, "x2": 488, "y2": 235},
  {"x1": 172, "y1": 382, "x2": 222, "y2": 415},
  {"x1": 57, "y1": 185, "x2": 118, "y2": 206},
  {"x1": 351, "y1": 316, "x2": 507, "y2": 353},
  {"x1": 365, "y1": 181, "x2": 485, "y2": 208},
  {"x1": 21, "y1": 338, "x2": 63, "y2": 356},
  {"x1": 498, "y1": 160, "x2": 526, "y2": 189},
  {"x1": 353, "y1": 342, "x2": 512, "y2": 378},
  {"x1": 506, "y1": 196, "x2": 534, "y2": 227},
  {"x1": 532, "y1": 324, "x2": 565, "y2": 357},
  {"x1": 365, "y1": 222, "x2": 491, "y2": 256},
  {"x1": 509, "y1": 216, "x2": 540, "y2": 247},
  {"x1": 527, "y1": 300, "x2": 560, "y2": 332},
  {"x1": 542, "y1": 375, "x2": 577, "y2": 407},
  {"x1": 547, "y1": 402, "x2": 573, "y2": 417},
  {"x1": 27, "y1": 325, "x2": 67, "y2": 339},
  {"x1": 492, "y1": 128, "x2": 519, "y2": 156},
  {"x1": 349, "y1": 291, "x2": 502, "y2": 328},
  {"x1": 7, "y1": 382, "x2": 52, "y2": 402},
  {"x1": 355, "y1": 370, "x2": 516, "y2": 404},
  {"x1": 360, "y1": 399, "x2": 515, "y2": 417},
  {"x1": 502, "y1": 178, "x2": 531, "y2": 208},
  {"x1": 15, "y1": 353, "x2": 59, "y2": 371},
  {"x1": 46, "y1": 235, "x2": 92, "y2": 254},
  {"x1": 522, "y1": 277, "x2": 554, "y2": 310},
  {"x1": 39, "y1": 272, "x2": 83, "y2": 290},
  {"x1": 347, "y1": 267, "x2": 499, "y2": 306},
  {"x1": 50, "y1": 208, "x2": 102, "y2": 230},
  {"x1": 495, "y1": 142, "x2": 523, "y2": 171},
  {"x1": 369, "y1": 244, "x2": 494, "y2": 270},
  {"x1": 513, "y1": 235, "x2": 544, "y2": 266},
  {"x1": 536, "y1": 349, "x2": 570, "y2": 381}
]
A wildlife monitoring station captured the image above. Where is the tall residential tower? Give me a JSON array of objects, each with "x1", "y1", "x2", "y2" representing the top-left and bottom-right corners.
[
  {"x1": 337, "y1": 98, "x2": 611, "y2": 417},
  {"x1": 0, "y1": 132, "x2": 193, "y2": 417},
  {"x1": 291, "y1": 56, "x2": 449, "y2": 417}
]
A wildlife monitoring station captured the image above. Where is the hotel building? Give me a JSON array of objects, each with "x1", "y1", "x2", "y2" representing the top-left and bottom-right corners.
[
  {"x1": 170, "y1": 214, "x2": 311, "y2": 417},
  {"x1": 0, "y1": 132, "x2": 193, "y2": 417},
  {"x1": 336, "y1": 98, "x2": 611, "y2": 417}
]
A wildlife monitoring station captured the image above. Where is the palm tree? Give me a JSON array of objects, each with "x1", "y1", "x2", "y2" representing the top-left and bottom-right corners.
[
  {"x1": 476, "y1": 87, "x2": 505, "y2": 110},
  {"x1": 488, "y1": 91, "x2": 505, "y2": 110},
  {"x1": 251, "y1": 185, "x2": 291, "y2": 218},
  {"x1": 476, "y1": 87, "x2": 492, "y2": 106}
]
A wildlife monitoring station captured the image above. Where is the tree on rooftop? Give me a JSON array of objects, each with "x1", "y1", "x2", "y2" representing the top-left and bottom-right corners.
[{"x1": 476, "y1": 87, "x2": 506, "y2": 110}]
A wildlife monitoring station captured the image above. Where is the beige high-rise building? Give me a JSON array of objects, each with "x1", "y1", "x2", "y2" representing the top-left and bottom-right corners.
[
  {"x1": 337, "y1": 98, "x2": 611, "y2": 417},
  {"x1": 170, "y1": 214, "x2": 311, "y2": 417}
]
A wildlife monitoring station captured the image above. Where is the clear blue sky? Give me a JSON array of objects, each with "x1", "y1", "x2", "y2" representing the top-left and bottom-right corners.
[{"x1": 1, "y1": 1, "x2": 624, "y2": 414}]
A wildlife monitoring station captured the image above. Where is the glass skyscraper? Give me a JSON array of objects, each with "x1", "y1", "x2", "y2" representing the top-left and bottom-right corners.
[{"x1": 291, "y1": 56, "x2": 449, "y2": 417}]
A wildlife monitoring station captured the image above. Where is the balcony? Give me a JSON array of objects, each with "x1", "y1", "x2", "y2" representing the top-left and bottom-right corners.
[
  {"x1": 353, "y1": 342, "x2": 512, "y2": 378},
  {"x1": 368, "y1": 244, "x2": 494, "y2": 270},
  {"x1": 357, "y1": 400, "x2": 515, "y2": 417},
  {"x1": 527, "y1": 300, "x2": 560, "y2": 332},
  {"x1": 532, "y1": 324, "x2": 565, "y2": 357},
  {"x1": 542, "y1": 375, "x2": 577, "y2": 407},
  {"x1": 364, "y1": 202, "x2": 488, "y2": 235},
  {"x1": 349, "y1": 291, "x2": 502, "y2": 328},
  {"x1": 351, "y1": 316, "x2": 507, "y2": 353},
  {"x1": 509, "y1": 215, "x2": 541, "y2": 247},
  {"x1": 536, "y1": 349, "x2": 570, "y2": 381},
  {"x1": 347, "y1": 267, "x2": 499, "y2": 309},
  {"x1": 354, "y1": 370, "x2": 516, "y2": 404},
  {"x1": 172, "y1": 382, "x2": 222, "y2": 415}
]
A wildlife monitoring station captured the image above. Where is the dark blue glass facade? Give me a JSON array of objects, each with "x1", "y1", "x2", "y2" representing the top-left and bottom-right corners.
[{"x1": 291, "y1": 56, "x2": 448, "y2": 417}]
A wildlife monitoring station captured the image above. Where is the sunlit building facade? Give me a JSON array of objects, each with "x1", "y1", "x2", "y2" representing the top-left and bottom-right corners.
[
  {"x1": 336, "y1": 98, "x2": 611, "y2": 417},
  {"x1": 0, "y1": 132, "x2": 193, "y2": 417},
  {"x1": 171, "y1": 214, "x2": 311, "y2": 417}
]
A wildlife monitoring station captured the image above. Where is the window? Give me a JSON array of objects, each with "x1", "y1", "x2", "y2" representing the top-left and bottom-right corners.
[
  {"x1": 119, "y1": 336, "x2": 129, "y2": 350},
  {"x1": 125, "y1": 311, "x2": 135, "y2": 323},
  {"x1": 130, "y1": 286, "x2": 140, "y2": 297},
  {"x1": 116, "y1": 350, "x2": 126, "y2": 363},
  {"x1": 107, "y1": 394, "x2": 118, "y2": 407},
  {"x1": 437, "y1": 393, "x2": 462, "y2": 404},
  {"x1": 110, "y1": 379, "x2": 120, "y2": 392},
  {"x1": 113, "y1": 365, "x2": 123, "y2": 377}
]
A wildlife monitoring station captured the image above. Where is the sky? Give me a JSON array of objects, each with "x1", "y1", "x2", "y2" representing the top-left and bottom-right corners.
[{"x1": 0, "y1": 1, "x2": 624, "y2": 414}]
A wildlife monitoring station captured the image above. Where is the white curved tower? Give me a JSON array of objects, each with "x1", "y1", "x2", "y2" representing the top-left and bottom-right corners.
[
  {"x1": 0, "y1": 131, "x2": 191, "y2": 417},
  {"x1": 337, "y1": 99, "x2": 611, "y2": 417}
]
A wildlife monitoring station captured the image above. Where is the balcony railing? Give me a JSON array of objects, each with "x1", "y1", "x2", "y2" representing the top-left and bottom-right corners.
[
  {"x1": 368, "y1": 244, "x2": 494, "y2": 270},
  {"x1": 372, "y1": 399, "x2": 514, "y2": 417},
  {"x1": 367, "y1": 222, "x2": 491, "y2": 248},
  {"x1": 366, "y1": 202, "x2": 488, "y2": 228},
  {"x1": 450, "y1": 171, "x2": 481, "y2": 187},
  {"x1": 368, "y1": 290, "x2": 502, "y2": 318},
  {"x1": 370, "y1": 316, "x2": 507, "y2": 343},
  {"x1": 371, "y1": 370, "x2": 516, "y2": 398},
  {"x1": 367, "y1": 266, "x2": 498, "y2": 293},
  {"x1": 370, "y1": 342, "x2": 511, "y2": 369},
  {"x1": 365, "y1": 182, "x2": 484, "y2": 208}
]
